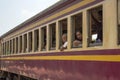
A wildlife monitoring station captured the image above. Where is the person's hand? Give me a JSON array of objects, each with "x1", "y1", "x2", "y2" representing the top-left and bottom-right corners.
[
  {"x1": 60, "y1": 46, "x2": 64, "y2": 51},
  {"x1": 73, "y1": 40, "x2": 81, "y2": 47}
]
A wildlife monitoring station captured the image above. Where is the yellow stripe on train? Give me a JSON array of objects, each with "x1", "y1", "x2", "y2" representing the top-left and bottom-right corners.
[{"x1": 1, "y1": 55, "x2": 120, "y2": 62}]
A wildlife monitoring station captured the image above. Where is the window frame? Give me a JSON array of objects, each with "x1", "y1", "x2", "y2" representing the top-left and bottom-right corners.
[
  {"x1": 49, "y1": 22, "x2": 56, "y2": 50},
  {"x1": 41, "y1": 26, "x2": 47, "y2": 51},
  {"x1": 87, "y1": 5, "x2": 103, "y2": 47},
  {"x1": 58, "y1": 18, "x2": 68, "y2": 50},
  {"x1": 34, "y1": 29, "x2": 39, "y2": 52},
  {"x1": 71, "y1": 12, "x2": 83, "y2": 48}
]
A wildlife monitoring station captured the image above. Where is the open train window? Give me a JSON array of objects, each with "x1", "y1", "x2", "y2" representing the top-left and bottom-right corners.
[
  {"x1": 3, "y1": 42, "x2": 5, "y2": 55},
  {"x1": 118, "y1": 0, "x2": 120, "y2": 44},
  {"x1": 71, "y1": 13, "x2": 83, "y2": 48},
  {"x1": 23, "y1": 34, "x2": 27, "y2": 53},
  {"x1": 19, "y1": 36, "x2": 22, "y2": 53},
  {"x1": 13, "y1": 38, "x2": 15, "y2": 54},
  {"x1": 41, "y1": 27, "x2": 46, "y2": 51},
  {"x1": 10, "y1": 40, "x2": 12, "y2": 54},
  {"x1": 28, "y1": 32, "x2": 32, "y2": 52},
  {"x1": 16, "y1": 37, "x2": 18, "y2": 53},
  {"x1": 87, "y1": 6, "x2": 103, "y2": 47},
  {"x1": 6, "y1": 41, "x2": 9, "y2": 54},
  {"x1": 1, "y1": 43, "x2": 3, "y2": 55},
  {"x1": 4, "y1": 42, "x2": 6, "y2": 55},
  {"x1": 49, "y1": 23, "x2": 56, "y2": 50},
  {"x1": 34, "y1": 29, "x2": 39, "y2": 52},
  {"x1": 59, "y1": 19, "x2": 68, "y2": 50},
  {"x1": 6, "y1": 41, "x2": 8, "y2": 55}
]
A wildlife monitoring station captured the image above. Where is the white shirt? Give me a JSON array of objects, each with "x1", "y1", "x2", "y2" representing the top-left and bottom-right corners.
[{"x1": 63, "y1": 41, "x2": 68, "y2": 48}]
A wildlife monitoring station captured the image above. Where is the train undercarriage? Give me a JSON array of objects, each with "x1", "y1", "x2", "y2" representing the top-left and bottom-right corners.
[{"x1": 0, "y1": 70, "x2": 36, "y2": 80}]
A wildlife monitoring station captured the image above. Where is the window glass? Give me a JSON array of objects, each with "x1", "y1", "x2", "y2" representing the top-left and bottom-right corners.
[
  {"x1": 28, "y1": 32, "x2": 32, "y2": 52},
  {"x1": 71, "y1": 13, "x2": 83, "y2": 48},
  {"x1": 34, "y1": 29, "x2": 39, "y2": 51},
  {"x1": 59, "y1": 19, "x2": 68, "y2": 51},
  {"x1": 41, "y1": 27, "x2": 46, "y2": 51},
  {"x1": 88, "y1": 6, "x2": 103, "y2": 47},
  {"x1": 49, "y1": 23, "x2": 56, "y2": 50}
]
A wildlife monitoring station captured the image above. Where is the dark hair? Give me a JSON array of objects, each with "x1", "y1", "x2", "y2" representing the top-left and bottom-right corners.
[
  {"x1": 98, "y1": 10, "x2": 102, "y2": 16},
  {"x1": 75, "y1": 30, "x2": 82, "y2": 34},
  {"x1": 75, "y1": 31, "x2": 82, "y2": 40}
]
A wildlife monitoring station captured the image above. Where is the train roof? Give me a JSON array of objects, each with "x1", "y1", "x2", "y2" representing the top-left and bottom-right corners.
[{"x1": 1, "y1": 0, "x2": 75, "y2": 38}]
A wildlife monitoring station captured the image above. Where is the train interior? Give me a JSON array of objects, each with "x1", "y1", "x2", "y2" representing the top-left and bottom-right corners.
[
  {"x1": 59, "y1": 19, "x2": 68, "y2": 49},
  {"x1": 49, "y1": 23, "x2": 56, "y2": 50},
  {"x1": 20, "y1": 36, "x2": 22, "y2": 53},
  {"x1": 71, "y1": 13, "x2": 83, "y2": 48},
  {"x1": 118, "y1": 0, "x2": 120, "y2": 44},
  {"x1": 34, "y1": 29, "x2": 39, "y2": 52},
  {"x1": 23, "y1": 34, "x2": 27, "y2": 52},
  {"x1": 28, "y1": 32, "x2": 32, "y2": 52},
  {"x1": 41, "y1": 27, "x2": 46, "y2": 51},
  {"x1": 88, "y1": 6, "x2": 103, "y2": 47}
]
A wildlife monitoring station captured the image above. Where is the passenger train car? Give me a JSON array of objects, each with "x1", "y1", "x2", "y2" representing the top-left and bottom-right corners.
[{"x1": 0, "y1": 0, "x2": 120, "y2": 80}]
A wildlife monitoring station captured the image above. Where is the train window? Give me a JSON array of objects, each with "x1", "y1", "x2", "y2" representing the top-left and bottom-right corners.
[
  {"x1": 87, "y1": 6, "x2": 103, "y2": 47},
  {"x1": 118, "y1": 0, "x2": 120, "y2": 25},
  {"x1": 23, "y1": 34, "x2": 27, "y2": 53},
  {"x1": 71, "y1": 13, "x2": 83, "y2": 48},
  {"x1": 49, "y1": 23, "x2": 56, "y2": 50},
  {"x1": 3, "y1": 42, "x2": 5, "y2": 55},
  {"x1": 3, "y1": 42, "x2": 6, "y2": 55},
  {"x1": 16, "y1": 37, "x2": 18, "y2": 53},
  {"x1": 13, "y1": 38, "x2": 15, "y2": 54},
  {"x1": 6, "y1": 42, "x2": 8, "y2": 55},
  {"x1": 6, "y1": 41, "x2": 8, "y2": 55},
  {"x1": 10, "y1": 40, "x2": 12, "y2": 54},
  {"x1": 5, "y1": 41, "x2": 8, "y2": 55},
  {"x1": 41, "y1": 27, "x2": 47, "y2": 51},
  {"x1": 5, "y1": 42, "x2": 7, "y2": 55},
  {"x1": 59, "y1": 19, "x2": 68, "y2": 51},
  {"x1": 2, "y1": 43, "x2": 4, "y2": 55},
  {"x1": 34, "y1": 29, "x2": 39, "y2": 52},
  {"x1": 1, "y1": 43, "x2": 2, "y2": 54},
  {"x1": 28, "y1": 32, "x2": 32, "y2": 52},
  {"x1": 4, "y1": 42, "x2": 6, "y2": 55},
  {"x1": 6, "y1": 41, "x2": 9, "y2": 54},
  {"x1": 19, "y1": 36, "x2": 22, "y2": 53},
  {"x1": 118, "y1": 0, "x2": 120, "y2": 44},
  {"x1": 1, "y1": 43, "x2": 2, "y2": 55}
]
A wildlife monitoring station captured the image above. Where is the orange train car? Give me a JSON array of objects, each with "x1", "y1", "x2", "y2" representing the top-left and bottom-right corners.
[{"x1": 0, "y1": 0, "x2": 120, "y2": 80}]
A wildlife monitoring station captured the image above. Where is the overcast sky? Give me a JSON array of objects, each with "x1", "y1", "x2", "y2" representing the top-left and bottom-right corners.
[{"x1": 0, "y1": 0, "x2": 59, "y2": 36}]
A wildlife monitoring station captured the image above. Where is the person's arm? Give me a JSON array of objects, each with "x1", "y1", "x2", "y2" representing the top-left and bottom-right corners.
[{"x1": 60, "y1": 42, "x2": 68, "y2": 51}]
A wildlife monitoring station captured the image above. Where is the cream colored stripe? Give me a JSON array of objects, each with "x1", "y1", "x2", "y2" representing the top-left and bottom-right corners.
[{"x1": 1, "y1": 55, "x2": 120, "y2": 62}]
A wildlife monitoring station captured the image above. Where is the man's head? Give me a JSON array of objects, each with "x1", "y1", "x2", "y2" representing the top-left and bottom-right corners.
[
  {"x1": 62, "y1": 33, "x2": 67, "y2": 43},
  {"x1": 76, "y1": 31, "x2": 82, "y2": 41}
]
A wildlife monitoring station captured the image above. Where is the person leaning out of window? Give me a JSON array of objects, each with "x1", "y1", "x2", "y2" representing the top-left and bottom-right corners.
[
  {"x1": 73, "y1": 31, "x2": 82, "y2": 47},
  {"x1": 60, "y1": 33, "x2": 68, "y2": 51}
]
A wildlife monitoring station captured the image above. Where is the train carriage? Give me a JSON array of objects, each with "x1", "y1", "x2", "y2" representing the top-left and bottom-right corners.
[{"x1": 0, "y1": 0, "x2": 120, "y2": 80}]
